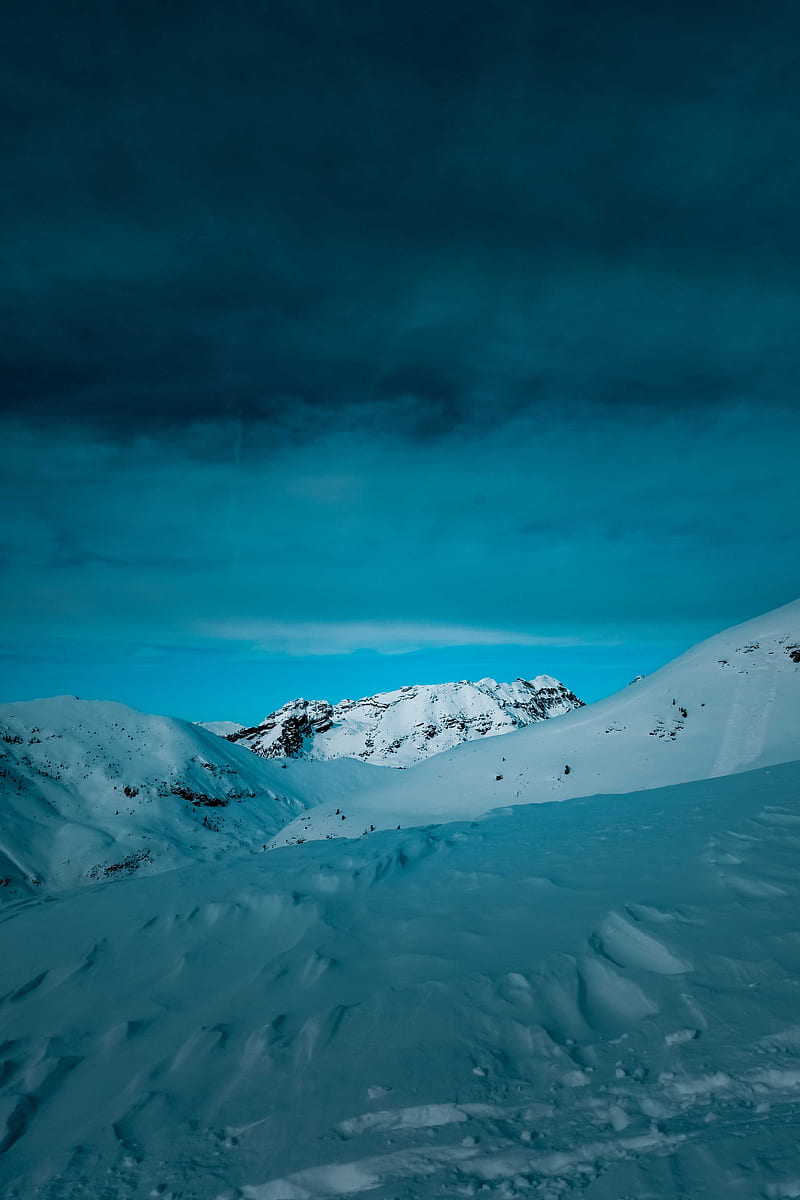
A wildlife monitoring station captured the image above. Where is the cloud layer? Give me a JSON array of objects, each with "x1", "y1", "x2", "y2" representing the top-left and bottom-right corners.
[
  {"x1": 3, "y1": 0, "x2": 800, "y2": 435},
  {"x1": 2, "y1": 0, "x2": 799, "y2": 715},
  {"x1": 201, "y1": 620, "x2": 617, "y2": 657}
]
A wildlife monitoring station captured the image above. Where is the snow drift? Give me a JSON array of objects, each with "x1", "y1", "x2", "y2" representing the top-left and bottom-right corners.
[{"x1": 1, "y1": 762, "x2": 799, "y2": 1198}]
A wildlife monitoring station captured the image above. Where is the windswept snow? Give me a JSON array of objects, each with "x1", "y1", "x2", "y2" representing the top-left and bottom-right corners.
[
  {"x1": 1, "y1": 762, "x2": 800, "y2": 1198},
  {"x1": 223, "y1": 676, "x2": 583, "y2": 767},
  {"x1": 271, "y1": 599, "x2": 800, "y2": 846}
]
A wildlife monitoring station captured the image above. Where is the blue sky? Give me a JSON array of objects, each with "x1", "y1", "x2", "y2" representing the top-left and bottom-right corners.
[{"x1": 2, "y1": 0, "x2": 799, "y2": 722}]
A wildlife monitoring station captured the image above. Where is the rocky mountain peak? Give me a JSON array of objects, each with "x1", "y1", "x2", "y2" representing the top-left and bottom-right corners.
[{"x1": 225, "y1": 675, "x2": 584, "y2": 767}]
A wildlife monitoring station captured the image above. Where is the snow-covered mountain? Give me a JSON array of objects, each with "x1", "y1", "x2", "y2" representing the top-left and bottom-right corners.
[
  {"x1": 225, "y1": 675, "x2": 584, "y2": 767},
  {"x1": 2, "y1": 602, "x2": 800, "y2": 1198},
  {"x1": 0, "y1": 696, "x2": 377, "y2": 895},
  {"x1": 271, "y1": 598, "x2": 800, "y2": 845},
  {"x1": 195, "y1": 719, "x2": 245, "y2": 738}
]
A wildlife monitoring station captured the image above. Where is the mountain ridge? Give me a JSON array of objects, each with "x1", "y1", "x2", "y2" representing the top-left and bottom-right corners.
[{"x1": 221, "y1": 674, "x2": 584, "y2": 767}]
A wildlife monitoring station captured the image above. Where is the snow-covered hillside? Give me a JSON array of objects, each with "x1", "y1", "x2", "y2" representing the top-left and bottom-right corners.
[
  {"x1": 1, "y1": 760, "x2": 799, "y2": 1199},
  {"x1": 0, "y1": 696, "x2": 379, "y2": 895},
  {"x1": 196, "y1": 719, "x2": 245, "y2": 738},
  {"x1": 272, "y1": 599, "x2": 800, "y2": 845},
  {"x1": 225, "y1": 676, "x2": 584, "y2": 767}
]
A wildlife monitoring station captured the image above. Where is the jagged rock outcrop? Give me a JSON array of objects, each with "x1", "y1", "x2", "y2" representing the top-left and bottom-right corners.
[{"x1": 226, "y1": 676, "x2": 584, "y2": 767}]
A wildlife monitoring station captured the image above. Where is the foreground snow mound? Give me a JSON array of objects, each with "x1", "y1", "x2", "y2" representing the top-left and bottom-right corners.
[
  {"x1": 224, "y1": 675, "x2": 583, "y2": 767},
  {"x1": 0, "y1": 696, "x2": 380, "y2": 894},
  {"x1": 272, "y1": 598, "x2": 800, "y2": 844},
  {"x1": 1, "y1": 761, "x2": 799, "y2": 1198}
]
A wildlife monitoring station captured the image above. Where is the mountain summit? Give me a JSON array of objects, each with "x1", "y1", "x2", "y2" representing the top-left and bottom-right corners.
[{"x1": 224, "y1": 675, "x2": 584, "y2": 767}]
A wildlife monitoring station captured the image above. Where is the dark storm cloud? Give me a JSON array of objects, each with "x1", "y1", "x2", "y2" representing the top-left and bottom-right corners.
[
  {"x1": 3, "y1": 0, "x2": 800, "y2": 438},
  {"x1": 3, "y1": 0, "x2": 800, "y2": 719}
]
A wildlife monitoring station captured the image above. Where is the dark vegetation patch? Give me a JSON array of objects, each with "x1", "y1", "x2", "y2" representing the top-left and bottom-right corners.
[
  {"x1": 88, "y1": 849, "x2": 152, "y2": 880},
  {"x1": 170, "y1": 784, "x2": 229, "y2": 807}
]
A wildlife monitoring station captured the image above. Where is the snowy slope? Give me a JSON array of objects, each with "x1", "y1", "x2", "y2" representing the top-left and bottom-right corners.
[
  {"x1": 196, "y1": 719, "x2": 245, "y2": 738},
  {"x1": 272, "y1": 599, "x2": 800, "y2": 845},
  {"x1": 226, "y1": 676, "x2": 583, "y2": 767},
  {"x1": 1, "y1": 761, "x2": 800, "y2": 1199},
  {"x1": 0, "y1": 696, "x2": 380, "y2": 895}
]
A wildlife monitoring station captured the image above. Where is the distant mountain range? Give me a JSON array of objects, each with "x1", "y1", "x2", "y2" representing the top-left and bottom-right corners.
[
  {"x1": 212, "y1": 675, "x2": 584, "y2": 767},
  {"x1": 2, "y1": 602, "x2": 799, "y2": 889}
]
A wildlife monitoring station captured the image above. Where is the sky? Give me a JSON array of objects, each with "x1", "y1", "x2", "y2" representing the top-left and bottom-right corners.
[{"x1": 2, "y1": 0, "x2": 799, "y2": 723}]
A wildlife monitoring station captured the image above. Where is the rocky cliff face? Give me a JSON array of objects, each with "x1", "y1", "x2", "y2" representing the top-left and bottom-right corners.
[{"x1": 226, "y1": 676, "x2": 584, "y2": 767}]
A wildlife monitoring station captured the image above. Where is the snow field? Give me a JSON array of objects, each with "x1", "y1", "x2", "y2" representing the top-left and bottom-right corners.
[{"x1": 1, "y1": 761, "x2": 800, "y2": 1198}]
